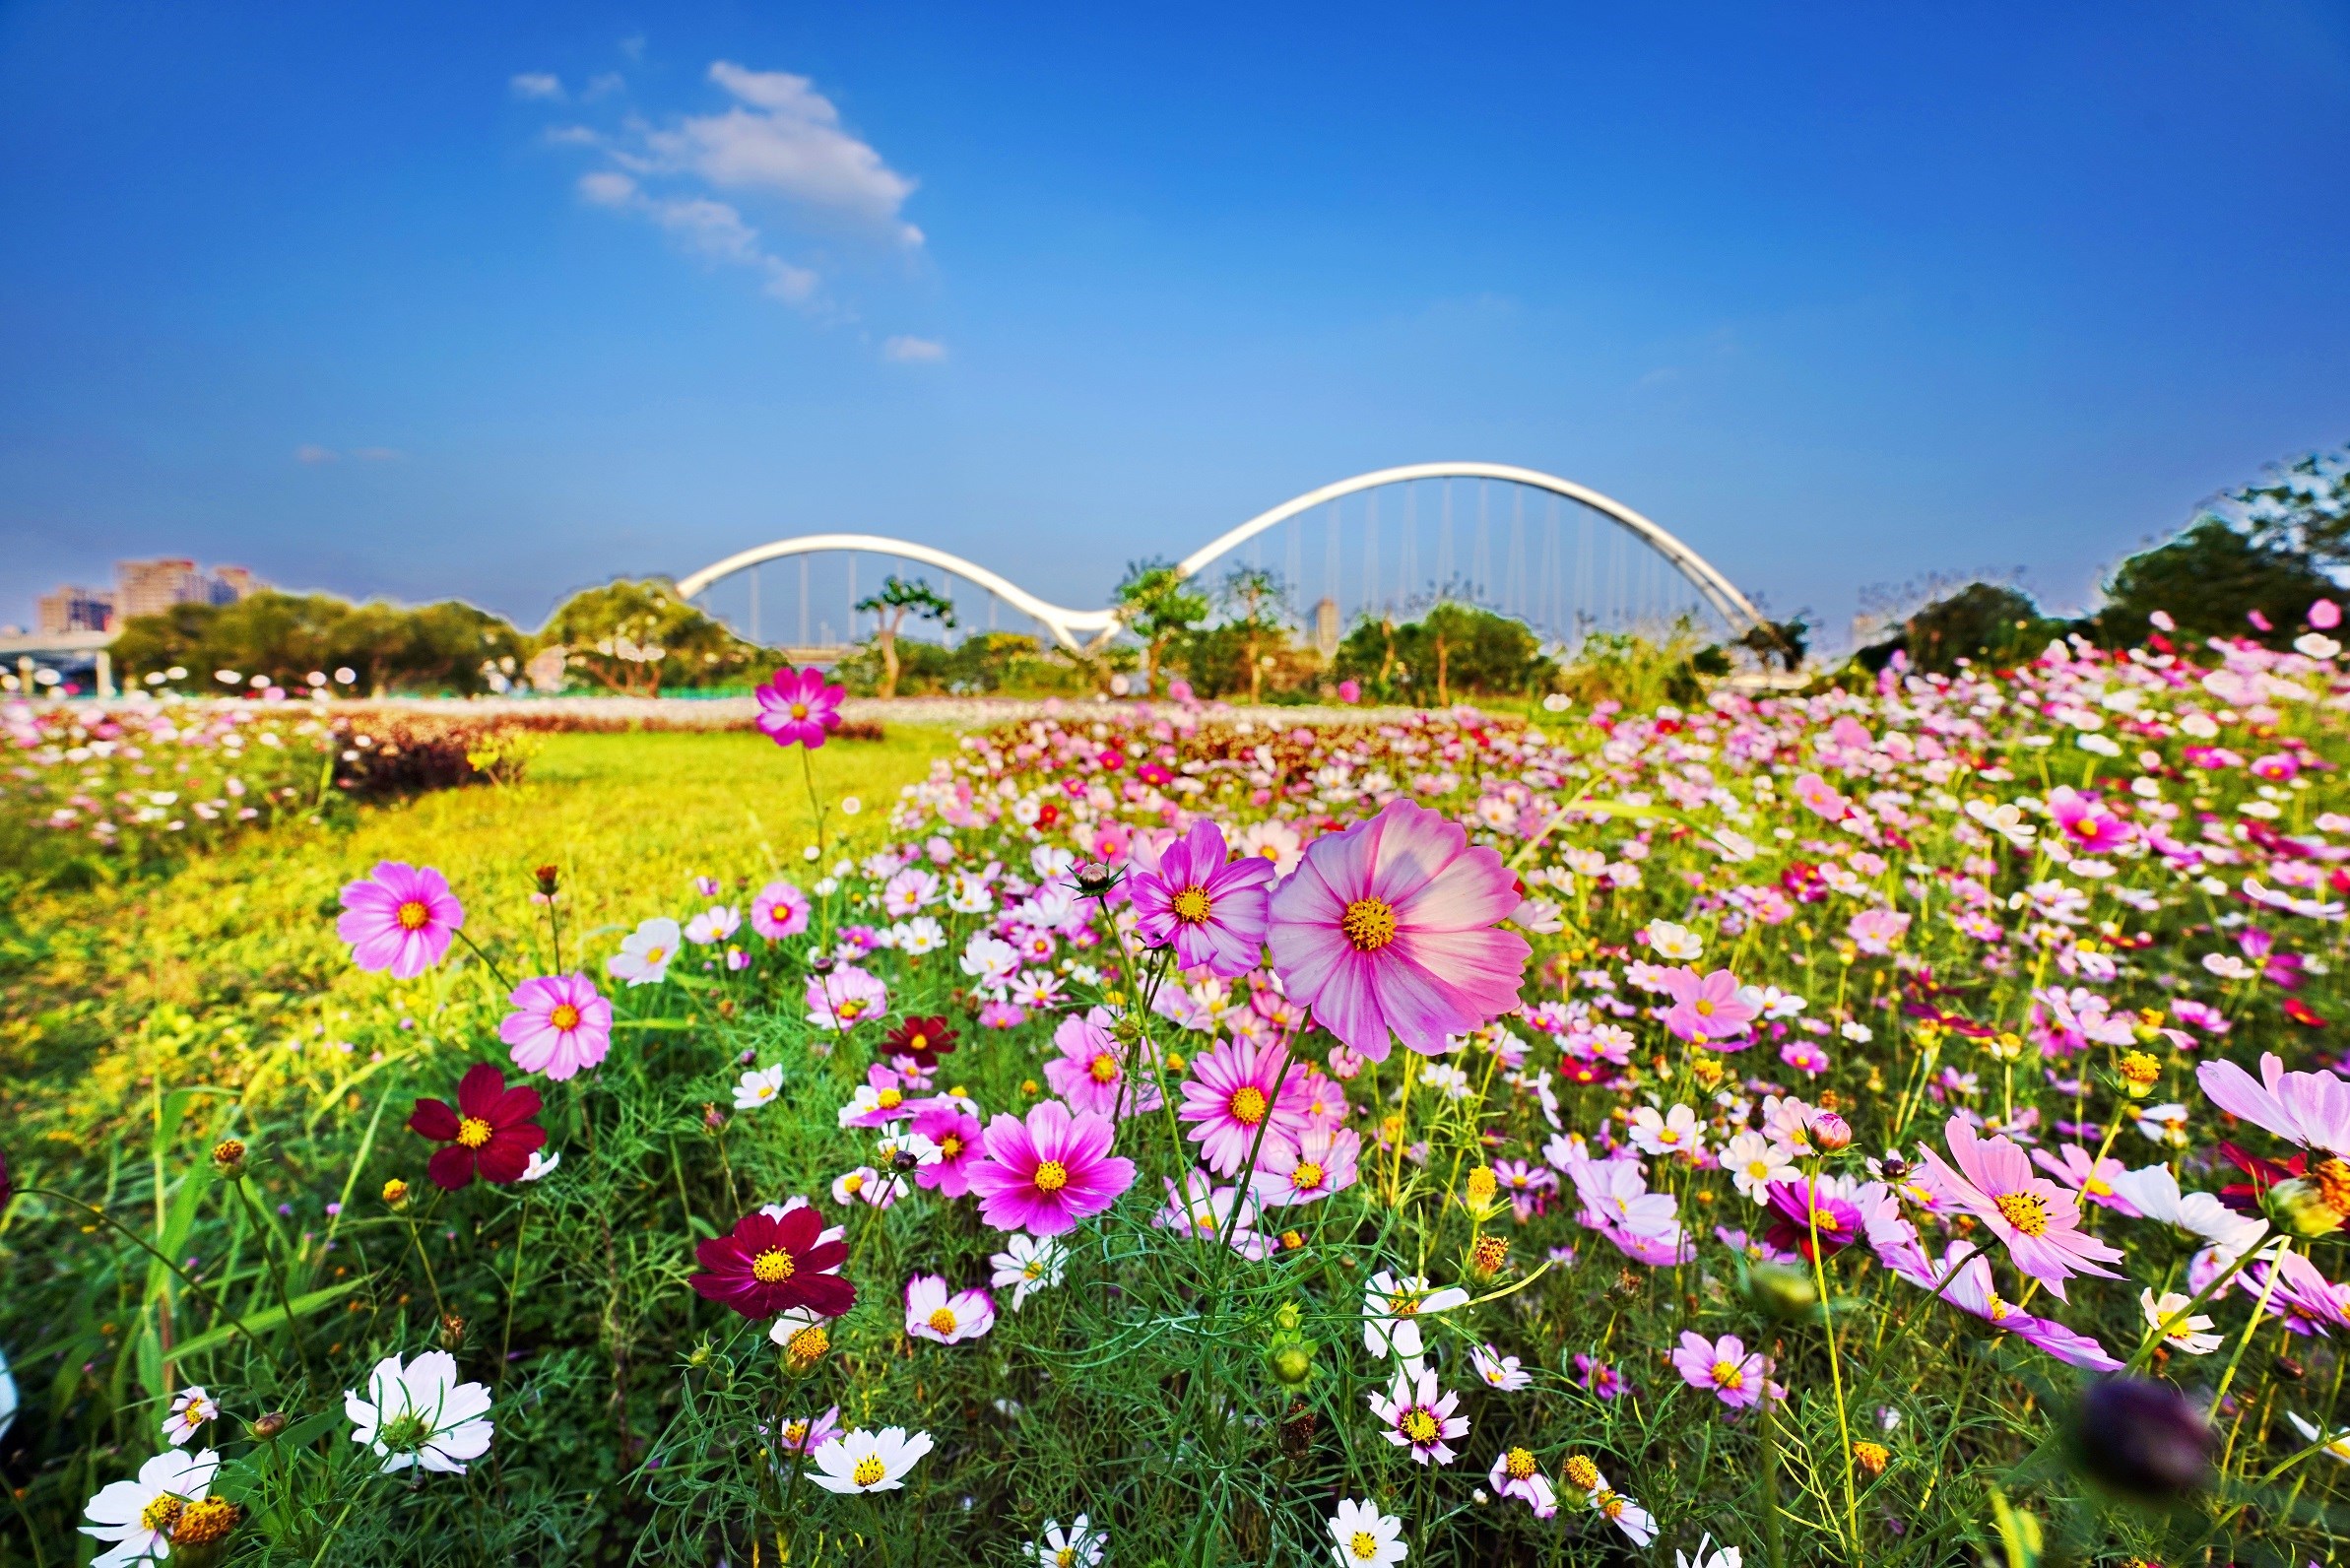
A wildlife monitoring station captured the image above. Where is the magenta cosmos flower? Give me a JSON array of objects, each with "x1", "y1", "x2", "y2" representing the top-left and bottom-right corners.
[
  {"x1": 1266, "y1": 797, "x2": 1530, "y2": 1061},
  {"x1": 498, "y1": 973, "x2": 613, "y2": 1081},
  {"x1": 910, "y1": 1099, "x2": 985, "y2": 1198},
  {"x1": 409, "y1": 1064, "x2": 547, "y2": 1190},
  {"x1": 1128, "y1": 819, "x2": 1275, "y2": 977},
  {"x1": 750, "y1": 879, "x2": 811, "y2": 940},
  {"x1": 1180, "y1": 1037, "x2": 1314, "y2": 1175},
  {"x1": 1658, "y1": 967, "x2": 1757, "y2": 1044},
  {"x1": 966, "y1": 1099, "x2": 1136, "y2": 1237},
  {"x1": 1042, "y1": 1009, "x2": 1161, "y2": 1118},
  {"x1": 1671, "y1": 1332, "x2": 1781, "y2": 1409},
  {"x1": 338, "y1": 862, "x2": 464, "y2": 979},
  {"x1": 689, "y1": 1205, "x2": 856, "y2": 1320},
  {"x1": 754, "y1": 666, "x2": 845, "y2": 750},
  {"x1": 1916, "y1": 1115, "x2": 2123, "y2": 1300}
]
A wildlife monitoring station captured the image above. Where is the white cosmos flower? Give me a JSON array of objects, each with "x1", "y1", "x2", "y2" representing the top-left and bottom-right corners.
[
  {"x1": 1469, "y1": 1342, "x2": 1531, "y2": 1392},
  {"x1": 1645, "y1": 919, "x2": 1704, "y2": 960},
  {"x1": 0, "y1": 1345, "x2": 16, "y2": 1443},
  {"x1": 960, "y1": 933, "x2": 1019, "y2": 988},
  {"x1": 346, "y1": 1350, "x2": 493, "y2": 1475},
  {"x1": 734, "y1": 1065, "x2": 786, "y2": 1110},
  {"x1": 1629, "y1": 1103, "x2": 1705, "y2": 1158},
  {"x1": 807, "y1": 1425, "x2": 934, "y2": 1493},
  {"x1": 1724, "y1": 1131, "x2": 1795, "y2": 1203},
  {"x1": 79, "y1": 1447, "x2": 221, "y2": 1568},
  {"x1": 2286, "y1": 1410, "x2": 2350, "y2": 1464},
  {"x1": 904, "y1": 1275, "x2": 997, "y2": 1344},
  {"x1": 1360, "y1": 1271, "x2": 1469, "y2": 1361},
  {"x1": 520, "y1": 1149, "x2": 562, "y2": 1182},
  {"x1": 2139, "y1": 1288, "x2": 2224, "y2": 1355},
  {"x1": 892, "y1": 916, "x2": 947, "y2": 954},
  {"x1": 606, "y1": 916, "x2": 681, "y2": 986},
  {"x1": 1677, "y1": 1535, "x2": 1745, "y2": 1568},
  {"x1": 162, "y1": 1386, "x2": 218, "y2": 1447},
  {"x1": 990, "y1": 1234, "x2": 1068, "y2": 1310},
  {"x1": 1021, "y1": 1512, "x2": 1107, "y2": 1566},
  {"x1": 1591, "y1": 1485, "x2": 1657, "y2": 1545},
  {"x1": 1329, "y1": 1496, "x2": 1408, "y2": 1565}
]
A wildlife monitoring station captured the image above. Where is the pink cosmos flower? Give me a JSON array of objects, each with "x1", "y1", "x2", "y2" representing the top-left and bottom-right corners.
[
  {"x1": 1179, "y1": 1037, "x2": 1313, "y2": 1175},
  {"x1": 1895, "y1": 1243, "x2": 2122, "y2": 1370},
  {"x1": 1658, "y1": 967, "x2": 1757, "y2": 1043},
  {"x1": 1367, "y1": 1364, "x2": 1468, "y2": 1465},
  {"x1": 1846, "y1": 908, "x2": 1912, "y2": 955},
  {"x1": 498, "y1": 973, "x2": 613, "y2": 1081},
  {"x1": 1488, "y1": 1448, "x2": 1558, "y2": 1518},
  {"x1": 2047, "y1": 788, "x2": 2131, "y2": 855},
  {"x1": 2313, "y1": 598, "x2": 2342, "y2": 629},
  {"x1": 910, "y1": 1099, "x2": 985, "y2": 1198},
  {"x1": 750, "y1": 880, "x2": 811, "y2": 940},
  {"x1": 1916, "y1": 1115, "x2": 2123, "y2": 1300},
  {"x1": 903, "y1": 1274, "x2": 996, "y2": 1344},
  {"x1": 337, "y1": 862, "x2": 464, "y2": 978},
  {"x1": 806, "y1": 965, "x2": 888, "y2": 1034},
  {"x1": 1129, "y1": 819, "x2": 1275, "y2": 977},
  {"x1": 2196, "y1": 1053, "x2": 2350, "y2": 1157},
  {"x1": 1152, "y1": 1170, "x2": 1273, "y2": 1258},
  {"x1": 1793, "y1": 772, "x2": 1850, "y2": 821},
  {"x1": 2029, "y1": 1144, "x2": 2140, "y2": 1215},
  {"x1": 1762, "y1": 1178, "x2": 1861, "y2": 1262},
  {"x1": 777, "y1": 1405, "x2": 842, "y2": 1455},
  {"x1": 1042, "y1": 1008, "x2": 1161, "y2": 1118},
  {"x1": 2243, "y1": 1248, "x2": 2350, "y2": 1338},
  {"x1": 1671, "y1": 1332, "x2": 1781, "y2": 1409},
  {"x1": 1252, "y1": 1125, "x2": 1362, "y2": 1207},
  {"x1": 755, "y1": 666, "x2": 845, "y2": 750},
  {"x1": 1266, "y1": 797, "x2": 1530, "y2": 1061},
  {"x1": 966, "y1": 1099, "x2": 1136, "y2": 1237}
]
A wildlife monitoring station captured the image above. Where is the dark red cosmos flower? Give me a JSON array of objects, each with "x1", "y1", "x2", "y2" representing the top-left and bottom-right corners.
[
  {"x1": 409, "y1": 1064, "x2": 547, "y2": 1190},
  {"x1": 883, "y1": 1013, "x2": 959, "y2": 1069},
  {"x1": 2285, "y1": 998, "x2": 2328, "y2": 1028},
  {"x1": 690, "y1": 1207, "x2": 855, "y2": 1319}
]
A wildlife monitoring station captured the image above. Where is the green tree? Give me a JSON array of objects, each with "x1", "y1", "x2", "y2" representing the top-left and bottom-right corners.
[
  {"x1": 1113, "y1": 559, "x2": 1209, "y2": 697},
  {"x1": 1334, "y1": 602, "x2": 1552, "y2": 703},
  {"x1": 853, "y1": 575, "x2": 958, "y2": 700},
  {"x1": 2095, "y1": 518, "x2": 2337, "y2": 651},
  {"x1": 2229, "y1": 444, "x2": 2350, "y2": 571},
  {"x1": 1854, "y1": 583, "x2": 2070, "y2": 676},
  {"x1": 541, "y1": 579, "x2": 763, "y2": 696},
  {"x1": 1218, "y1": 565, "x2": 1290, "y2": 704}
]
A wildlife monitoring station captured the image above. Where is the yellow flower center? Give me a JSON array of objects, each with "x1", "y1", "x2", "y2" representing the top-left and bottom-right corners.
[
  {"x1": 851, "y1": 1454, "x2": 886, "y2": 1486},
  {"x1": 842, "y1": 1173, "x2": 866, "y2": 1194},
  {"x1": 1563, "y1": 1455, "x2": 1600, "y2": 1491},
  {"x1": 396, "y1": 899, "x2": 430, "y2": 930},
  {"x1": 840, "y1": 1000, "x2": 868, "y2": 1021},
  {"x1": 1994, "y1": 1191, "x2": 2052, "y2": 1236},
  {"x1": 791, "y1": 701, "x2": 811, "y2": 720},
  {"x1": 2316, "y1": 1157, "x2": 2350, "y2": 1216},
  {"x1": 1505, "y1": 1447, "x2": 1538, "y2": 1480},
  {"x1": 1694, "y1": 999, "x2": 1715, "y2": 1015},
  {"x1": 1171, "y1": 885, "x2": 1213, "y2": 924},
  {"x1": 782, "y1": 1419, "x2": 809, "y2": 1444},
  {"x1": 940, "y1": 1136, "x2": 962, "y2": 1159},
  {"x1": 1229, "y1": 1086, "x2": 1269, "y2": 1125},
  {"x1": 644, "y1": 946, "x2": 668, "y2": 965},
  {"x1": 876, "y1": 1086, "x2": 900, "y2": 1108},
  {"x1": 1597, "y1": 1490, "x2": 1626, "y2": 1521},
  {"x1": 784, "y1": 1324, "x2": 829, "y2": 1368},
  {"x1": 550, "y1": 1003, "x2": 581, "y2": 1030},
  {"x1": 906, "y1": 1033, "x2": 927, "y2": 1053},
  {"x1": 1340, "y1": 896, "x2": 1399, "y2": 952},
  {"x1": 1292, "y1": 1160, "x2": 1325, "y2": 1191},
  {"x1": 751, "y1": 1247, "x2": 795, "y2": 1283},
  {"x1": 1402, "y1": 1407, "x2": 1439, "y2": 1444},
  {"x1": 1349, "y1": 1532, "x2": 1381, "y2": 1560},
  {"x1": 1056, "y1": 1551, "x2": 1077, "y2": 1568},
  {"x1": 455, "y1": 1116, "x2": 492, "y2": 1149},
  {"x1": 1033, "y1": 1160, "x2": 1069, "y2": 1193},
  {"x1": 1089, "y1": 1052, "x2": 1120, "y2": 1083},
  {"x1": 1711, "y1": 1359, "x2": 1744, "y2": 1390},
  {"x1": 141, "y1": 1494, "x2": 187, "y2": 1534},
  {"x1": 170, "y1": 1496, "x2": 237, "y2": 1546},
  {"x1": 927, "y1": 1308, "x2": 959, "y2": 1336}
]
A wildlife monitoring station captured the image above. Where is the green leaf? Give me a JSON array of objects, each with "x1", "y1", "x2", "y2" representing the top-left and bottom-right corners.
[{"x1": 166, "y1": 1278, "x2": 366, "y2": 1362}]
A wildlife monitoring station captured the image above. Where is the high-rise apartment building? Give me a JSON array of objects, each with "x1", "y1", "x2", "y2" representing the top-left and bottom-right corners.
[
  {"x1": 36, "y1": 586, "x2": 115, "y2": 634},
  {"x1": 111, "y1": 558, "x2": 266, "y2": 620}
]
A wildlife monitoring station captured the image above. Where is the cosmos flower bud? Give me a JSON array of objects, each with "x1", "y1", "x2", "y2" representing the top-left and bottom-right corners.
[
  {"x1": 1808, "y1": 1112, "x2": 1853, "y2": 1151},
  {"x1": 1274, "y1": 1301, "x2": 1303, "y2": 1333},
  {"x1": 533, "y1": 865, "x2": 560, "y2": 896},
  {"x1": 1072, "y1": 861, "x2": 1120, "y2": 896},
  {"x1": 248, "y1": 1410, "x2": 290, "y2": 1441},
  {"x1": 2066, "y1": 1377, "x2": 2213, "y2": 1505},
  {"x1": 1469, "y1": 1234, "x2": 1511, "y2": 1277},
  {"x1": 381, "y1": 1178, "x2": 410, "y2": 1209},
  {"x1": 210, "y1": 1139, "x2": 247, "y2": 1179},
  {"x1": 2117, "y1": 1051, "x2": 2163, "y2": 1099},
  {"x1": 1746, "y1": 1262, "x2": 1820, "y2": 1320},
  {"x1": 703, "y1": 1103, "x2": 728, "y2": 1134},
  {"x1": 438, "y1": 1313, "x2": 467, "y2": 1350},
  {"x1": 1270, "y1": 1346, "x2": 1315, "y2": 1387},
  {"x1": 2262, "y1": 1176, "x2": 2348, "y2": 1239},
  {"x1": 1277, "y1": 1399, "x2": 1318, "y2": 1461},
  {"x1": 805, "y1": 951, "x2": 836, "y2": 976}
]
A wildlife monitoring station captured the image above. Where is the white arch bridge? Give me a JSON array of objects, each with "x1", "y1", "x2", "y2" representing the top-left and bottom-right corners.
[{"x1": 675, "y1": 463, "x2": 1768, "y2": 656}]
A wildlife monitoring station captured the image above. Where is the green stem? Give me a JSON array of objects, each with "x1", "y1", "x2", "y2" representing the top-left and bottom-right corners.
[
  {"x1": 230, "y1": 1176, "x2": 313, "y2": 1382},
  {"x1": 25, "y1": 1187, "x2": 271, "y2": 1358}
]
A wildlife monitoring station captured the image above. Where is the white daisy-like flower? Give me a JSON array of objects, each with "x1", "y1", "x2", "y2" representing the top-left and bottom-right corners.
[
  {"x1": 344, "y1": 1349, "x2": 494, "y2": 1475},
  {"x1": 734, "y1": 1065, "x2": 786, "y2": 1110},
  {"x1": 893, "y1": 916, "x2": 947, "y2": 955},
  {"x1": 1645, "y1": 920, "x2": 1703, "y2": 960},
  {"x1": 2286, "y1": 1410, "x2": 2350, "y2": 1465},
  {"x1": 1591, "y1": 1485, "x2": 1657, "y2": 1545},
  {"x1": 605, "y1": 916, "x2": 681, "y2": 986},
  {"x1": 807, "y1": 1426, "x2": 935, "y2": 1493},
  {"x1": 2139, "y1": 1288, "x2": 2224, "y2": 1355},
  {"x1": 1676, "y1": 1534, "x2": 1745, "y2": 1568},
  {"x1": 1021, "y1": 1513, "x2": 1107, "y2": 1566},
  {"x1": 990, "y1": 1234, "x2": 1068, "y2": 1310},
  {"x1": 1723, "y1": 1130, "x2": 1795, "y2": 1203},
  {"x1": 1469, "y1": 1342, "x2": 1531, "y2": 1392},
  {"x1": 1328, "y1": 1496, "x2": 1407, "y2": 1565},
  {"x1": 162, "y1": 1386, "x2": 218, "y2": 1447},
  {"x1": 79, "y1": 1447, "x2": 222, "y2": 1568},
  {"x1": 684, "y1": 904, "x2": 741, "y2": 945},
  {"x1": 1361, "y1": 1271, "x2": 1469, "y2": 1361},
  {"x1": 520, "y1": 1149, "x2": 562, "y2": 1182}
]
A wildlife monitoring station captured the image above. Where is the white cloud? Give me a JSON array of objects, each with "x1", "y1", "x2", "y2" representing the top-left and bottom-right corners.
[
  {"x1": 350, "y1": 447, "x2": 404, "y2": 461},
  {"x1": 295, "y1": 444, "x2": 338, "y2": 464},
  {"x1": 584, "y1": 72, "x2": 625, "y2": 99},
  {"x1": 619, "y1": 35, "x2": 646, "y2": 62},
  {"x1": 510, "y1": 72, "x2": 565, "y2": 101},
  {"x1": 575, "y1": 172, "x2": 818, "y2": 303},
  {"x1": 881, "y1": 335, "x2": 947, "y2": 362}
]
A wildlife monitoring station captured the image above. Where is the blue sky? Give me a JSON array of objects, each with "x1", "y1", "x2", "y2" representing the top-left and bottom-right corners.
[{"x1": 3, "y1": 2, "x2": 2347, "y2": 643}]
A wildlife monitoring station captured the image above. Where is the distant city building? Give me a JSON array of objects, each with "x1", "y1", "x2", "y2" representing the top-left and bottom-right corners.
[
  {"x1": 1313, "y1": 596, "x2": 1340, "y2": 658},
  {"x1": 37, "y1": 585, "x2": 115, "y2": 634},
  {"x1": 112, "y1": 558, "x2": 267, "y2": 620}
]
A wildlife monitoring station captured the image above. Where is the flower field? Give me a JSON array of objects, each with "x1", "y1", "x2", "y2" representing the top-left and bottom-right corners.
[{"x1": 7, "y1": 623, "x2": 2350, "y2": 1566}]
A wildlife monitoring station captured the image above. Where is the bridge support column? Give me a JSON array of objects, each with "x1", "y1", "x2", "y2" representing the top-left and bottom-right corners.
[{"x1": 96, "y1": 648, "x2": 114, "y2": 698}]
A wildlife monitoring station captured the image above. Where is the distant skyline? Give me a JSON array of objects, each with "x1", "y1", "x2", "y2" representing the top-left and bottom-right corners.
[{"x1": 3, "y1": 2, "x2": 2347, "y2": 639}]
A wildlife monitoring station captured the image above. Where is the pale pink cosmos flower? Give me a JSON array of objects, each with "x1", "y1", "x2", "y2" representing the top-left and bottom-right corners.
[
  {"x1": 2029, "y1": 1143, "x2": 2139, "y2": 1215},
  {"x1": 1179, "y1": 1037, "x2": 1313, "y2": 1176},
  {"x1": 1846, "y1": 908, "x2": 1912, "y2": 955},
  {"x1": 881, "y1": 868, "x2": 941, "y2": 918},
  {"x1": 1488, "y1": 1447, "x2": 1558, "y2": 1518},
  {"x1": 1151, "y1": 1170, "x2": 1273, "y2": 1257},
  {"x1": 1252, "y1": 1125, "x2": 1361, "y2": 1207},
  {"x1": 1469, "y1": 1342, "x2": 1532, "y2": 1392},
  {"x1": 2195, "y1": 1053, "x2": 2350, "y2": 1157},
  {"x1": 903, "y1": 1274, "x2": 996, "y2": 1344},
  {"x1": 1129, "y1": 818, "x2": 1275, "y2": 977},
  {"x1": 1367, "y1": 1363, "x2": 1468, "y2": 1465},
  {"x1": 1916, "y1": 1115, "x2": 2123, "y2": 1300},
  {"x1": 754, "y1": 666, "x2": 844, "y2": 750},
  {"x1": 775, "y1": 1404, "x2": 842, "y2": 1455},
  {"x1": 966, "y1": 1099, "x2": 1136, "y2": 1237},
  {"x1": 1671, "y1": 1332, "x2": 1781, "y2": 1409},
  {"x1": 1267, "y1": 797, "x2": 1530, "y2": 1061},
  {"x1": 806, "y1": 965, "x2": 888, "y2": 1034},
  {"x1": 1629, "y1": 1104, "x2": 1705, "y2": 1159},
  {"x1": 1891, "y1": 1243, "x2": 2123, "y2": 1370},
  {"x1": 1658, "y1": 968, "x2": 1756, "y2": 1043},
  {"x1": 750, "y1": 880, "x2": 811, "y2": 940},
  {"x1": 1041, "y1": 1009, "x2": 1160, "y2": 1118},
  {"x1": 1793, "y1": 772, "x2": 1850, "y2": 820},
  {"x1": 337, "y1": 861, "x2": 464, "y2": 978},
  {"x1": 498, "y1": 973, "x2": 613, "y2": 1081}
]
